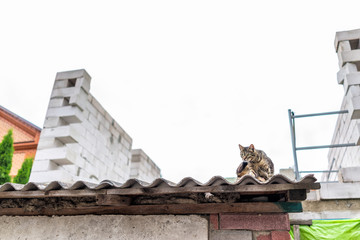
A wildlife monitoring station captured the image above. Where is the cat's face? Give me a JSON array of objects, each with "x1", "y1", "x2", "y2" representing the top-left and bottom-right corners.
[{"x1": 239, "y1": 144, "x2": 256, "y2": 162}]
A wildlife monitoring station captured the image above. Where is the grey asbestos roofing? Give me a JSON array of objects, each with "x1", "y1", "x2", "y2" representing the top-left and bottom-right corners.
[{"x1": 0, "y1": 174, "x2": 317, "y2": 193}]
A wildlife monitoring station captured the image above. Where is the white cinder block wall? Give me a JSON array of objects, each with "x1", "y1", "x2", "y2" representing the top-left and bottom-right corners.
[
  {"x1": 130, "y1": 149, "x2": 161, "y2": 183},
  {"x1": 30, "y1": 69, "x2": 160, "y2": 183},
  {"x1": 325, "y1": 29, "x2": 360, "y2": 181}
]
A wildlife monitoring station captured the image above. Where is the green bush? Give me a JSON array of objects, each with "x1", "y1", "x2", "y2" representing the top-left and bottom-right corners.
[
  {"x1": 13, "y1": 157, "x2": 33, "y2": 184},
  {"x1": 0, "y1": 130, "x2": 14, "y2": 184}
]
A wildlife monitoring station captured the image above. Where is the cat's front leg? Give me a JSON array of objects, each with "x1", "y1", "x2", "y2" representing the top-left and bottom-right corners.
[
  {"x1": 249, "y1": 169, "x2": 257, "y2": 178},
  {"x1": 256, "y1": 176, "x2": 266, "y2": 182}
]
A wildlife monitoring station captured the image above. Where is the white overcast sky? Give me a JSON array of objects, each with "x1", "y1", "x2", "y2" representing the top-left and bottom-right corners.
[{"x1": 0, "y1": 1, "x2": 358, "y2": 182}]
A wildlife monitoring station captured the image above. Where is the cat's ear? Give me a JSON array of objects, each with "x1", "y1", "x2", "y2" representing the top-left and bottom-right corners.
[
  {"x1": 238, "y1": 144, "x2": 244, "y2": 151},
  {"x1": 249, "y1": 144, "x2": 255, "y2": 151}
]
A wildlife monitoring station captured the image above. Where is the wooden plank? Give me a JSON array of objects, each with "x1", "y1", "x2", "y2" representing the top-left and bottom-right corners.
[
  {"x1": 105, "y1": 183, "x2": 320, "y2": 196},
  {"x1": 96, "y1": 194, "x2": 131, "y2": 206},
  {"x1": 290, "y1": 219, "x2": 312, "y2": 225},
  {"x1": 0, "y1": 189, "x2": 105, "y2": 199},
  {"x1": 0, "y1": 202, "x2": 303, "y2": 216},
  {"x1": 287, "y1": 189, "x2": 307, "y2": 202},
  {"x1": 293, "y1": 224, "x2": 300, "y2": 240}
]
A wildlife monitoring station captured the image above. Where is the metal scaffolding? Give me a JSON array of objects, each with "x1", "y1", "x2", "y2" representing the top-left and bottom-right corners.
[{"x1": 288, "y1": 109, "x2": 356, "y2": 181}]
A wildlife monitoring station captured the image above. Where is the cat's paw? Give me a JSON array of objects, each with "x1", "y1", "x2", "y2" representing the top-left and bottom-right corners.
[{"x1": 256, "y1": 176, "x2": 266, "y2": 182}]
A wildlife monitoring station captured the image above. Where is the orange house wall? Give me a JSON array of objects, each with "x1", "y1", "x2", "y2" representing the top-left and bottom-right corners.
[{"x1": 0, "y1": 113, "x2": 40, "y2": 178}]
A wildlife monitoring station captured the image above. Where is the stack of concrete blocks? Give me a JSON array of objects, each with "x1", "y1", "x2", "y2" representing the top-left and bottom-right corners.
[
  {"x1": 291, "y1": 167, "x2": 360, "y2": 221},
  {"x1": 130, "y1": 149, "x2": 161, "y2": 183},
  {"x1": 325, "y1": 29, "x2": 360, "y2": 181},
  {"x1": 279, "y1": 168, "x2": 295, "y2": 181},
  {"x1": 29, "y1": 69, "x2": 161, "y2": 183}
]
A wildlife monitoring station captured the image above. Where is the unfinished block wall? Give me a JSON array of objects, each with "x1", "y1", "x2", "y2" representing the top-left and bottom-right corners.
[
  {"x1": 30, "y1": 69, "x2": 160, "y2": 183},
  {"x1": 325, "y1": 29, "x2": 360, "y2": 181},
  {"x1": 130, "y1": 149, "x2": 161, "y2": 183}
]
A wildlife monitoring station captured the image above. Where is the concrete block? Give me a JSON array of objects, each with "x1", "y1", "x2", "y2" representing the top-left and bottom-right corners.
[
  {"x1": 48, "y1": 98, "x2": 69, "y2": 108},
  {"x1": 69, "y1": 87, "x2": 89, "y2": 111},
  {"x1": 337, "y1": 63, "x2": 358, "y2": 84},
  {"x1": 29, "y1": 169, "x2": 75, "y2": 183},
  {"x1": 51, "y1": 87, "x2": 80, "y2": 99},
  {"x1": 219, "y1": 213, "x2": 290, "y2": 231},
  {"x1": 55, "y1": 69, "x2": 91, "y2": 81},
  {"x1": 62, "y1": 164, "x2": 80, "y2": 176},
  {"x1": 109, "y1": 125, "x2": 119, "y2": 138},
  {"x1": 35, "y1": 146, "x2": 77, "y2": 165},
  {"x1": 37, "y1": 137, "x2": 64, "y2": 150},
  {"x1": 85, "y1": 100, "x2": 98, "y2": 116},
  {"x1": 343, "y1": 72, "x2": 360, "y2": 93},
  {"x1": 210, "y1": 230, "x2": 252, "y2": 240},
  {"x1": 338, "y1": 40, "x2": 352, "y2": 52},
  {"x1": 290, "y1": 210, "x2": 360, "y2": 222},
  {"x1": 53, "y1": 79, "x2": 70, "y2": 89},
  {"x1": 91, "y1": 97, "x2": 106, "y2": 116},
  {"x1": 77, "y1": 168, "x2": 91, "y2": 179},
  {"x1": 306, "y1": 190, "x2": 320, "y2": 201},
  {"x1": 320, "y1": 182, "x2": 360, "y2": 199},
  {"x1": 347, "y1": 95, "x2": 360, "y2": 120},
  {"x1": 75, "y1": 76, "x2": 91, "y2": 93},
  {"x1": 279, "y1": 168, "x2": 295, "y2": 180},
  {"x1": 83, "y1": 161, "x2": 99, "y2": 177},
  {"x1": 96, "y1": 114, "x2": 106, "y2": 127},
  {"x1": 335, "y1": 28, "x2": 360, "y2": 51},
  {"x1": 339, "y1": 167, "x2": 360, "y2": 182},
  {"x1": 43, "y1": 117, "x2": 68, "y2": 128},
  {"x1": 347, "y1": 85, "x2": 360, "y2": 97},
  {"x1": 80, "y1": 148, "x2": 95, "y2": 163},
  {"x1": 46, "y1": 106, "x2": 84, "y2": 124},
  {"x1": 41, "y1": 125, "x2": 82, "y2": 144},
  {"x1": 104, "y1": 111, "x2": 113, "y2": 123},
  {"x1": 339, "y1": 49, "x2": 360, "y2": 67},
  {"x1": 121, "y1": 137, "x2": 131, "y2": 150},
  {"x1": 31, "y1": 159, "x2": 58, "y2": 172}
]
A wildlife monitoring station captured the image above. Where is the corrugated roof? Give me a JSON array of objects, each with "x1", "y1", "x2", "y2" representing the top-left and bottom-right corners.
[
  {"x1": 0, "y1": 174, "x2": 319, "y2": 216},
  {"x1": 0, "y1": 174, "x2": 317, "y2": 192}
]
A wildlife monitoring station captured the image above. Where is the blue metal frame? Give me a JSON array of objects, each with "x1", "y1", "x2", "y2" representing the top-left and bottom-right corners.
[{"x1": 288, "y1": 109, "x2": 355, "y2": 181}]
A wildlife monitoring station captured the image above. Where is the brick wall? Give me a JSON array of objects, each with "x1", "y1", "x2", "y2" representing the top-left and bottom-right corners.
[
  {"x1": 325, "y1": 29, "x2": 360, "y2": 181},
  {"x1": 209, "y1": 213, "x2": 291, "y2": 240},
  {"x1": 0, "y1": 117, "x2": 33, "y2": 143},
  {"x1": 0, "y1": 108, "x2": 40, "y2": 178}
]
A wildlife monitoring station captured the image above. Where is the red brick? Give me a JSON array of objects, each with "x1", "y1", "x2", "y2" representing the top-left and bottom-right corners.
[
  {"x1": 219, "y1": 213, "x2": 290, "y2": 231},
  {"x1": 271, "y1": 231, "x2": 291, "y2": 240},
  {"x1": 256, "y1": 233, "x2": 271, "y2": 240},
  {"x1": 210, "y1": 214, "x2": 219, "y2": 230}
]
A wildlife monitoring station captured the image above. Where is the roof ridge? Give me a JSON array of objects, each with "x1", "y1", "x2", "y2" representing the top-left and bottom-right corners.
[{"x1": 0, "y1": 105, "x2": 41, "y2": 131}]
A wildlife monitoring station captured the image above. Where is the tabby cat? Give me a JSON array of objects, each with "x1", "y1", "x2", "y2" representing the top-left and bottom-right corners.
[{"x1": 236, "y1": 144, "x2": 274, "y2": 182}]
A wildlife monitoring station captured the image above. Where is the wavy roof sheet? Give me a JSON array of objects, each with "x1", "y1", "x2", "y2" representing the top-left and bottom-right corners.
[
  {"x1": 0, "y1": 174, "x2": 320, "y2": 216},
  {"x1": 0, "y1": 174, "x2": 317, "y2": 192}
]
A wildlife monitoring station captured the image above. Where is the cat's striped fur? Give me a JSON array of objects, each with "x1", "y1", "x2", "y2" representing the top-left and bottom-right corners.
[{"x1": 236, "y1": 144, "x2": 274, "y2": 182}]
